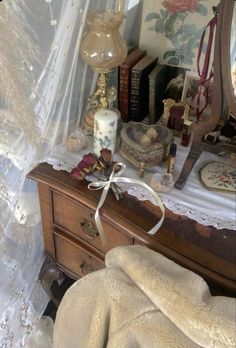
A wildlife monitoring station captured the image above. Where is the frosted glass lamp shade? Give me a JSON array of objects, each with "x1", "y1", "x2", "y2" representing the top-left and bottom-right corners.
[{"x1": 80, "y1": 10, "x2": 127, "y2": 72}]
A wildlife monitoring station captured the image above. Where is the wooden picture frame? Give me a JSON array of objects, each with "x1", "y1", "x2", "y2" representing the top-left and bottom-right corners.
[
  {"x1": 181, "y1": 71, "x2": 213, "y2": 118},
  {"x1": 181, "y1": 71, "x2": 199, "y2": 116},
  {"x1": 162, "y1": 98, "x2": 190, "y2": 135}
]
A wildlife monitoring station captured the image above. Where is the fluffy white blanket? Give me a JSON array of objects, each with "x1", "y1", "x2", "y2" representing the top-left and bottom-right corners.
[{"x1": 53, "y1": 246, "x2": 236, "y2": 348}]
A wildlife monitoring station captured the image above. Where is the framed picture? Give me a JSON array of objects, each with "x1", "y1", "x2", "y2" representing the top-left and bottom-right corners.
[
  {"x1": 181, "y1": 71, "x2": 213, "y2": 118},
  {"x1": 164, "y1": 66, "x2": 188, "y2": 102},
  {"x1": 162, "y1": 98, "x2": 190, "y2": 135},
  {"x1": 139, "y1": 0, "x2": 218, "y2": 69},
  {"x1": 181, "y1": 71, "x2": 199, "y2": 110}
]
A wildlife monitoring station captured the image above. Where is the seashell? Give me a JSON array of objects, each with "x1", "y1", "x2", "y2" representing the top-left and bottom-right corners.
[{"x1": 64, "y1": 129, "x2": 87, "y2": 152}]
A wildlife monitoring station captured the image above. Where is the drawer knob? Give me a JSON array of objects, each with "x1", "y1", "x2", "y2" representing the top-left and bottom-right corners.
[
  {"x1": 80, "y1": 260, "x2": 94, "y2": 275},
  {"x1": 80, "y1": 219, "x2": 99, "y2": 239}
]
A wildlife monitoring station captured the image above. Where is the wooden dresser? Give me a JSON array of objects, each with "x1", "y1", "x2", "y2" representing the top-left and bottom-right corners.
[{"x1": 28, "y1": 163, "x2": 236, "y2": 297}]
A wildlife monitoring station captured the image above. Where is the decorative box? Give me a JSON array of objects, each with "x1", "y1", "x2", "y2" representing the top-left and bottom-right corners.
[{"x1": 119, "y1": 122, "x2": 173, "y2": 177}]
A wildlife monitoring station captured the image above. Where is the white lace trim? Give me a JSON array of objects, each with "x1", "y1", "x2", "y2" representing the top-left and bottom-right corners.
[
  {"x1": 45, "y1": 144, "x2": 236, "y2": 231},
  {"x1": 162, "y1": 199, "x2": 236, "y2": 230},
  {"x1": 111, "y1": 182, "x2": 236, "y2": 230}
]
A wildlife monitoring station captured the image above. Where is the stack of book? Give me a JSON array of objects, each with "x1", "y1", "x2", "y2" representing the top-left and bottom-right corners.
[
  {"x1": 119, "y1": 48, "x2": 146, "y2": 122},
  {"x1": 129, "y1": 55, "x2": 158, "y2": 122},
  {"x1": 104, "y1": 47, "x2": 186, "y2": 124}
]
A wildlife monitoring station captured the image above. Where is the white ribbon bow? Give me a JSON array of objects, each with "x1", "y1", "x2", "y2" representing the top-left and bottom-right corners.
[{"x1": 88, "y1": 162, "x2": 165, "y2": 244}]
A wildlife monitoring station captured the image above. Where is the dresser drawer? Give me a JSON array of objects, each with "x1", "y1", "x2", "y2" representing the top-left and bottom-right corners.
[
  {"x1": 52, "y1": 191, "x2": 133, "y2": 254},
  {"x1": 54, "y1": 231, "x2": 104, "y2": 278}
]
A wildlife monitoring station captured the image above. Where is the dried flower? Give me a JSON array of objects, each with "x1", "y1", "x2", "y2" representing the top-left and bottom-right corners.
[
  {"x1": 95, "y1": 160, "x2": 106, "y2": 172},
  {"x1": 82, "y1": 153, "x2": 98, "y2": 167},
  {"x1": 70, "y1": 149, "x2": 118, "y2": 182},
  {"x1": 70, "y1": 149, "x2": 122, "y2": 200},
  {"x1": 70, "y1": 167, "x2": 87, "y2": 180},
  {"x1": 77, "y1": 161, "x2": 92, "y2": 174},
  {"x1": 100, "y1": 148, "x2": 112, "y2": 163}
]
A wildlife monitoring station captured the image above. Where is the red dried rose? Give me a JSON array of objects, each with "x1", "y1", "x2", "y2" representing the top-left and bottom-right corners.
[
  {"x1": 162, "y1": 0, "x2": 199, "y2": 13},
  {"x1": 70, "y1": 149, "x2": 116, "y2": 181},
  {"x1": 100, "y1": 148, "x2": 112, "y2": 163},
  {"x1": 77, "y1": 160, "x2": 93, "y2": 173},
  {"x1": 70, "y1": 167, "x2": 86, "y2": 180},
  {"x1": 82, "y1": 153, "x2": 98, "y2": 167},
  {"x1": 78, "y1": 161, "x2": 89, "y2": 170}
]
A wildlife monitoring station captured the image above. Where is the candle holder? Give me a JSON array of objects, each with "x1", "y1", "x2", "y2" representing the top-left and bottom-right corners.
[{"x1": 80, "y1": 1, "x2": 127, "y2": 135}]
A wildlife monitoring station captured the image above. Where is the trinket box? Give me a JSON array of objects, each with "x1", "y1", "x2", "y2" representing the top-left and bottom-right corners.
[{"x1": 119, "y1": 122, "x2": 173, "y2": 177}]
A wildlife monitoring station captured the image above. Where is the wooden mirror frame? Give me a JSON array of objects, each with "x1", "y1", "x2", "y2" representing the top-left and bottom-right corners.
[
  {"x1": 222, "y1": 0, "x2": 236, "y2": 117},
  {"x1": 175, "y1": 0, "x2": 236, "y2": 189}
]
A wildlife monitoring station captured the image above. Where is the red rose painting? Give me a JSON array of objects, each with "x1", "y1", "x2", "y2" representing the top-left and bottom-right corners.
[
  {"x1": 162, "y1": 0, "x2": 199, "y2": 13},
  {"x1": 142, "y1": 0, "x2": 213, "y2": 67}
]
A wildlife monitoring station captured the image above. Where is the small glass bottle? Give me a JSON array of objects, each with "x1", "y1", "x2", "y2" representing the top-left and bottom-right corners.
[
  {"x1": 167, "y1": 143, "x2": 177, "y2": 174},
  {"x1": 181, "y1": 120, "x2": 192, "y2": 147}
]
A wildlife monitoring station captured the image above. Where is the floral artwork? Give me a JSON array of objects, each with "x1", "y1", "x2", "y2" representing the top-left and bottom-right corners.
[
  {"x1": 139, "y1": 0, "x2": 218, "y2": 69},
  {"x1": 162, "y1": 0, "x2": 200, "y2": 13},
  {"x1": 97, "y1": 134, "x2": 113, "y2": 149},
  {"x1": 199, "y1": 162, "x2": 236, "y2": 192}
]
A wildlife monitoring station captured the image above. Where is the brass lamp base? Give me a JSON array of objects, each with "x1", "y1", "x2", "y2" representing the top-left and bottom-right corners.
[{"x1": 83, "y1": 71, "x2": 121, "y2": 136}]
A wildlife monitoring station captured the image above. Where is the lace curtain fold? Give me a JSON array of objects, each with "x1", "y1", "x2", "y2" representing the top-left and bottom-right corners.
[{"x1": 0, "y1": 0, "x2": 123, "y2": 346}]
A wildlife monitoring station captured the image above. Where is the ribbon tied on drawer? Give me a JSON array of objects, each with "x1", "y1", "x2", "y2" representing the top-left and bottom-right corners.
[{"x1": 88, "y1": 163, "x2": 165, "y2": 244}]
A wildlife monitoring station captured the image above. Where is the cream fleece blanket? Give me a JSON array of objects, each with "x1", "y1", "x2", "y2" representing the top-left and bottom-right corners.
[{"x1": 53, "y1": 246, "x2": 236, "y2": 348}]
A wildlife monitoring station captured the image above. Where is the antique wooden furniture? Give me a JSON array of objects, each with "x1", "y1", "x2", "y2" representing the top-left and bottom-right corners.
[
  {"x1": 28, "y1": 162, "x2": 236, "y2": 299},
  {"x1": 175, "y1": 0, "x2": 236, "y2": 189}
]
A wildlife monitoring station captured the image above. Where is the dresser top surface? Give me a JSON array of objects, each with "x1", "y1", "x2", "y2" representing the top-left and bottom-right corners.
[{"x1": 28, "y1": 162, "x2": 236, "y2": 293}]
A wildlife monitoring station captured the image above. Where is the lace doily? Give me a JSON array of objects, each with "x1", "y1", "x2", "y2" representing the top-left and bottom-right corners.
[{"x1": 45, "y1": 143, "x2": 236, "y2": 231}]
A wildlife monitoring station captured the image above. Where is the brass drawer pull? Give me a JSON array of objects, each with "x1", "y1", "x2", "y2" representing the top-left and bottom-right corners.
[
  {"x1": 80, "y1": 260, "x2": 94, "y2": 275},
  {"x1": 80, "y1": 219, "x2": 99, "y2": 239}
]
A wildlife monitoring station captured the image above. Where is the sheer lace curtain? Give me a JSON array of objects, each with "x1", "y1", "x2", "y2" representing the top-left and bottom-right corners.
[{"x1": 0, "y1": 0, "x2": 136, "y2": 346}]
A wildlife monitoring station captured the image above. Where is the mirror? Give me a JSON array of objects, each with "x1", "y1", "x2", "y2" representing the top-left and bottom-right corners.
[
  {"x1": 175, "y1": 0, "x2": 236, "y2": 189},
  {"x1": 222, "y1": 0, "x2": 236, "y2": 117},
  {"x1": 231, "y1": 4, "x2": 236, "y2": 99},
  {"x1": 230, "y1": 2, "x2": 236, "y2": 98}
]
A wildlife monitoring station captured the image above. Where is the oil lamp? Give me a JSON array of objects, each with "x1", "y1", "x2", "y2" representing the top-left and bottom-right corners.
[{"x1": 80, "y1": 0, "x2": 127, "y2": 135}]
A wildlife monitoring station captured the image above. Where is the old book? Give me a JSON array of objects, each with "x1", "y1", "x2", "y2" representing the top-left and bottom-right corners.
[
  {"x1": 129, "y1": 55, "x2": 158, "y2": 122},
  {"x1": 148, "y1": 65, "x2": 187, "y2": 124},
  {"x1": 119, "y1": 48, "x2": 146, "y2": 121},
  {"x1": 105, "y1": 67, "x2": 119, "y2": 109},
  {"x1": 148, "y1": 64, "x2": 168, "y2": 124}
]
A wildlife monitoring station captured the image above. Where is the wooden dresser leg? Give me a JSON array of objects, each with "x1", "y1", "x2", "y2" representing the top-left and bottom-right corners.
[{"x1": 39, "y1": 256, "x2": 65, "y2": 308}]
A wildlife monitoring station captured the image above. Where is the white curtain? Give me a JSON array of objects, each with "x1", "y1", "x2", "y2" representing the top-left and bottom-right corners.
[
  {"x1": 2, "y1": 0, "x2": 233, "y2": 346},
  {"x1": 0, "y1": 0, "x2": 134, "y2": 346}
]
